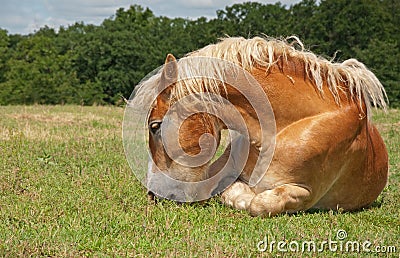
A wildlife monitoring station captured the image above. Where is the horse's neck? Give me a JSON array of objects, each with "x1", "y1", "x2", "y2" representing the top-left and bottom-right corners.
[{"x1": 250, "y1": 67, "x2": 347, "y2": 132}]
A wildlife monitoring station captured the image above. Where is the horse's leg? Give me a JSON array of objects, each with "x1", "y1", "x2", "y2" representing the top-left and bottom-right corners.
[
  {"x1": 249, "y1": 184, "x2": 311, "y2": 217},
  {"x1": 314, "y1": 123, "x2": 388, "y2": 210},
  {"x1": 221, "y1": 181, "x2": 255, "y2": 210},
  {"x1": 223, "y1": 107, "x2": 372, "y2": 216},
  {"x1": 222, "y1": 181, "x2": 311, "y2": 216},
  {"x1": 250, "y1": 108, "x2": 366, "y2": 216}
]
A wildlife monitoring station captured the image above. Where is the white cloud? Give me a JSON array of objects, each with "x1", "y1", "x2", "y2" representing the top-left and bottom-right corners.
[
  {"x1": 44, "y1": 0, "x2": 130, "y2": 17},
  {"x1": 0, "y1": 0, "x2": 302, "y2": 34},
  {"x1": 178, "y1": 0, "x2": 219, "y2": 8}
]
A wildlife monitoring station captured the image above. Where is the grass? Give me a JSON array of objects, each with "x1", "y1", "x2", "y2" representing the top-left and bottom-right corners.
[{"x1": 0, "y1": 105, "x2": 399, "y2": 257}]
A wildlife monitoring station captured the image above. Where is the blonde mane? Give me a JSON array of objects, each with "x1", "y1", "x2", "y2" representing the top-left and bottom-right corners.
[{"x1": 135, "y1": 36, "x2": 387, "y2": 114}]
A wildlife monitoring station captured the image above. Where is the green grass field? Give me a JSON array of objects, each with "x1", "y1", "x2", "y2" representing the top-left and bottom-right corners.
[{"x1": 1, "y1": 105, "x2": 399, "y2": 257}]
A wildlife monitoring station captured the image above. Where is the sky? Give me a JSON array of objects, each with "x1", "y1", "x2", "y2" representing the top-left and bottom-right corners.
[{"x1": 0, "y1": 0, "x2": 302, "y2": 35}]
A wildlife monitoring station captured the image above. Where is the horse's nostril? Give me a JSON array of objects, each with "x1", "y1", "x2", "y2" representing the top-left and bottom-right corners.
[
  {"x1": 147, "y1": 191, "x2": 156, "y2": 201},
  {"x1": 147, "y1": 191, "x2": 176, "y2": 203}
]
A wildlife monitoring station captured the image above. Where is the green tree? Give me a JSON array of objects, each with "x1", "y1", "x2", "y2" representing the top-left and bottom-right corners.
[
  {"x1": 288, "y1": 0, "x2": 322, "y2": 47},
  {"x1": 0, "y1": 2, "x2": 398, "y2": 107},
  {"x1": 311, "y1": 0, "x2": 393, "y2": 59},
  {"x1": 0, "y1": 29, "x2": 81, "y2": 104},
  {"x1": 355, "y1": 39, "x2": 400, "y2": 107},
  {"x1": 73, "y1": 5, "x2": 164, "y2": 104},
  {"x1": 216, "y1": 2, "x2": 289, "y2": 37},
  {"x1": 0, "y1": 29, "x2": 9, "y2": 84}
]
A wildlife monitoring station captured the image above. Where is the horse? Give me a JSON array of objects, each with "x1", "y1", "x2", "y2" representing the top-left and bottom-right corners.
[{"x1": 131, "y1": 36, "x2": 388, "y2": 217}]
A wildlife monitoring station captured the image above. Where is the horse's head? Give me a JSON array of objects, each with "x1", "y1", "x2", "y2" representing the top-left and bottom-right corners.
[
  {"x1": 146, "y1": 54, "x2": 228, "y2": 201},
  {"x1": 144, "y1": 54, "x2": 276, "y2": 202}
]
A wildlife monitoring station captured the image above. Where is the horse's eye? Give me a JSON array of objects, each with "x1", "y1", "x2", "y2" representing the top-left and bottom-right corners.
[{"x1": 149, "y1": 120, "x2": 162, "y2": 134}]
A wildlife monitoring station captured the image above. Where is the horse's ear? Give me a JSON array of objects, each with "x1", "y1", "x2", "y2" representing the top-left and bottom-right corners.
[
  {"x1": 161, "y1": 54, "x2": 178, "y2": 86},
  {"x1": 165, "y1": 53, "x2": 177, "y2": 65}
]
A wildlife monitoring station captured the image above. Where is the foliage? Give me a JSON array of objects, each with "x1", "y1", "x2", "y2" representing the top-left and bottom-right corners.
[
  {"x1": 0, "y1": 29, "x2": 10, "y2": 84},
  {"x1": 0, "y1": 29, "x2": 80, "y2": 104},
  {"x1": 0, "y1": 0, "x2": 398, "y2": 106}
]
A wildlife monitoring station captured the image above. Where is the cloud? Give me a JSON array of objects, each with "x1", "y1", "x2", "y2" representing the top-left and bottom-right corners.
[
  {"x1": 0, "y1": 0, "x2": 301, "y2": 34},
  {"x1": 179, "y1": 0, "x2": 221, "y2": 8},
  {"x1": 42, "y1": 0, "x2": 133, "y2": 28},
  {"x1": 0, "y1": 0, "x2": 43, "y2": 33},
  {"x1": 133, "y1": 0, "x2": 299, "y2": 19},
  {"x1": 44, "y1": 0, "x2": 131, "y2": 18}
]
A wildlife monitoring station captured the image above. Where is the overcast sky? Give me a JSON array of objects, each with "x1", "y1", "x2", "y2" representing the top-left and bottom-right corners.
[{"x1": 0, "y1": 0, "x2": 302, "y2": 35}]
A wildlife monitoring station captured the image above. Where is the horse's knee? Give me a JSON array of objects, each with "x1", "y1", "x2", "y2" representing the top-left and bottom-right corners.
[
  {"x1": 249, "y1": 190, "x2": 284, "y2": 217},
  {"x1": 221, "y1": 181, "x2": 255, "y2": 210},
  {"x1": 249, "y1": 184, "x2": 312, "y2": 217}
]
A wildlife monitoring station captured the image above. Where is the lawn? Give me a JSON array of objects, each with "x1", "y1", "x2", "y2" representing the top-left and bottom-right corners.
[{"x1": 0, "y1": 105, "x2": 399, "y2": 257}]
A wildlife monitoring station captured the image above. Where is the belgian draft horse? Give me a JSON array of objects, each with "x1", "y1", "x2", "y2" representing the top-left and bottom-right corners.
[{"x1": 134, "y1": 36, "x2": 388, "y2": 217}]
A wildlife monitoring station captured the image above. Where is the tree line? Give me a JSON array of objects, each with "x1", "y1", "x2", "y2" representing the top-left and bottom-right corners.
[{"x1": 0, "y1": 0, "x2": 398, "y2": 106}]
